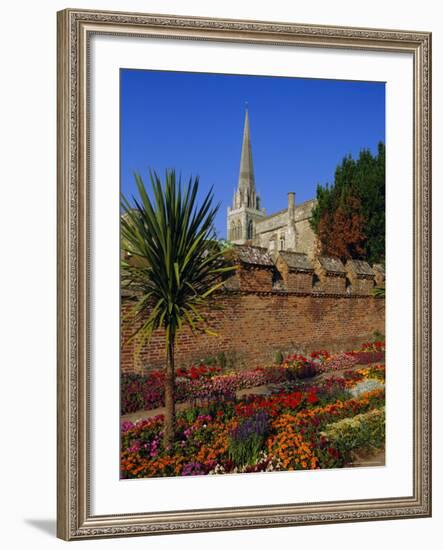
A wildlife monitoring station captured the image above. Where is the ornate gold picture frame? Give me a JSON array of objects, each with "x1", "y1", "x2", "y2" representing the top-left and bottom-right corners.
[{"x1": 57, "y1": 8, "x2": 431, "y2": 540}]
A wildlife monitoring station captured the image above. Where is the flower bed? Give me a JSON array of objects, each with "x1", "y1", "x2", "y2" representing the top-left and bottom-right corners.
[
  {"x1": 321, "y1": 407, "x2": 385, "y2": 460},
  {"x1": 121, "y1": 343, "x2": 386, "y2": 415},
  {"x1": 350, "y1": 351, "x2": 385, "y2": 365},
  {"x1": 121, "y1": 365, "x2": 289, "y2": 415},
  {"x1": 121, "y1": 361, "x2": 386, "y2": 478},
  {"x1": 350, "y1": 341, "x2": 385, "y2": 365}
]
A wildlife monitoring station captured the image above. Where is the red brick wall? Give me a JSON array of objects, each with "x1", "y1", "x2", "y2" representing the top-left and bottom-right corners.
[
  {"x1": 274, "y1": 256, "x2": 313, "y2": 292},
  {"x1": 320, "y1": 275, "x2": 346, "y2": 294},
  {"x1": 349, "y1": 278, "x2": 375, "y2": 295},
  {"x1": 286, "y1": 272, "x2": 313, "y2": 293},
  {"x1": 121, "y1": 291, "x2": 385, "y2": 374},
  {"x1": 237, "y1": 266, "x2": 273, "y2": 291}
]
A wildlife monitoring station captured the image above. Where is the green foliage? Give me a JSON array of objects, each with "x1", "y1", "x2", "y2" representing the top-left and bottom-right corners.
[
  {"x1": 228, "y1": 412, "x2": 269, "y2": 467},
  {"x1": 228, "y1": 435, "x2": 264, "y2": 468},
  {"x1": 218, "y1": 239, "x2": 235, "y2": 251},
  {"x1": 322, "y1": 406, "x2": 385, "y2": 457},
  {"x1": 364, "y1": 366, "x2": 385, "y2": 382},
  {"x1": 217, "y1": 351, "x2": 227, "y2": 370},
  {"x1": 274, "y1": 351, "x2": 284, "y2": 365},
  {"x1": 372, "y1": 330, "x2": 385, "y2": 341},
  {"x1": 201, "y1": 356, "x2": 216, "y2": 366},
  {"x1": 372, "y1": 285, "x2": 386, "y2": 298},
  {"x1": 182, "y1": 407, "x2": 199, "y2": 425},
  {"x1": 310, "y1": 142, "x2": 385, "y2": 264},
  {"x1": 120, "y1": 170, "x2": 236, "y2": 352}
]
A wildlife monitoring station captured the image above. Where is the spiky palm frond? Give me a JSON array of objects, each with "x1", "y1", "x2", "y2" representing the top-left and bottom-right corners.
[
  {"x1": 372, "y1": 285, "x2": 386, "y2": 298},
  {"x1": 121, "y1": 170, "x2": 235, "y2": 353}
]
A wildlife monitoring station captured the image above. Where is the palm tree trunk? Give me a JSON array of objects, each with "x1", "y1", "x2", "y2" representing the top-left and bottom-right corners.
[{"x1": 163, "y1": 339, "x2": 176, "y2": 448}]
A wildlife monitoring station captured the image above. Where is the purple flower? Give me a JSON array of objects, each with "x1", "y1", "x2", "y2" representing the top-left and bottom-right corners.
[
  {"x1": 230, "y1": 411, "x2": 269, "y2": 443},
  {"x1": 181, "y1": 462, "x2": 206, "y2": 476},
  {"x1": 121, "y1": 421, "x2": 134, "y2": 433}
]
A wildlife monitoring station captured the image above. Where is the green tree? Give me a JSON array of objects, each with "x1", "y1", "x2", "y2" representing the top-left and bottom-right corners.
[
  {"x1": 121, "y1": 170, "x2": 235, "y2": 447},
  {"x1": 310, "y1": 142, "x2": 385, "y2": 264}
]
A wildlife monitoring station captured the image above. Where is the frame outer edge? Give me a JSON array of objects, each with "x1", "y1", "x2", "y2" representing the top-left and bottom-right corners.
[
  {"x1": 423, "y1": 31, "x2": 432, "y2": 517},
  {"x1": 428, "y1": 32, "x2": 432, "y2": 518},
  {"x1": 57, "y1": 8, "x2": 73, "y2": 541},
  {"x1": 56, "y1": 8, "x2": 432, "y2": 540}
]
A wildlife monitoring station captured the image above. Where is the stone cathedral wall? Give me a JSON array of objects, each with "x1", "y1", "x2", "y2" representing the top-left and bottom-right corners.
[{"x1": 295, "y1": 218, "x2": 317, "y2": 256}]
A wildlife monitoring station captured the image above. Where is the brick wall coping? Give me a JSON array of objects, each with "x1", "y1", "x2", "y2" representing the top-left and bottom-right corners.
[{"x1": 121, "y1": 288, "x2": 384, "y2": 300}]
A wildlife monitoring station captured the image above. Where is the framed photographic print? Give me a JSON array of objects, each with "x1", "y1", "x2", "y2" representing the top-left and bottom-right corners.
[{"x1": 57, "y1": 8, "x2": 431, "y2": 540}]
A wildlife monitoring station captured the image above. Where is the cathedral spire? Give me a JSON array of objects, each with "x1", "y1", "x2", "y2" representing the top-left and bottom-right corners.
[
  {"x1": 228, "y1": 106, "x2": 265, "y2": 243},
  {"x1": 238, "y1": 107, "x2": 255, "y2": 194}
]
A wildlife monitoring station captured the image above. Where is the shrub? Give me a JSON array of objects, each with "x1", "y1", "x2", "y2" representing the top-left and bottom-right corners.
[
  {"x1": 321, "y1": 407, "x2": 385, "y2": 459},
  {"x1": 182, "y1": 407, "x2": 199, "y2": 425},
  {"x1": 274, "y1": 351, "x2": 284, "y2": 365},
  {"x1": 296, "y1": 362, "x2": 318, "y2": 379}
]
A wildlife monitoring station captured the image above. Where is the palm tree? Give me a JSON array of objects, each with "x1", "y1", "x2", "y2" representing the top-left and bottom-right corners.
[{"x1": 121, "y1": 170, "x2": 235, "y2": 447}]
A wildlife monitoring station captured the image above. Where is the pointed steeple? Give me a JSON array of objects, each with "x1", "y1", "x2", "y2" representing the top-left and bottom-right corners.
[
  {"x1": 238, "y1": 108, "x2": 255, "y2": 194},
  {"x1": 227, "y1": 106, "x2": 265, "y2": 243}
]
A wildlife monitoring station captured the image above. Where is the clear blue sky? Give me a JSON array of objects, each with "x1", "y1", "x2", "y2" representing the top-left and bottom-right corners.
[{"x1": 121, "y1": 69, "x2": 385, "y2": 239}]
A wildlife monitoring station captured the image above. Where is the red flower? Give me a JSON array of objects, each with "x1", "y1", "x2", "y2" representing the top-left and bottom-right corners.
[{"x1": 307, "y1": 392, "x2": 319, "y2": 405}]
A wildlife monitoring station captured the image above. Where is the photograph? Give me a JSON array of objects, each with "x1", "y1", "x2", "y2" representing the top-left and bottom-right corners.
[{"x1": 119, "y1": 69, "x2": 387, "y2": 479}]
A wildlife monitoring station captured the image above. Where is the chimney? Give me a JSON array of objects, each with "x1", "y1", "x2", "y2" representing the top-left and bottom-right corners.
[{"x1": 288, "y1": 192, "x2": 296, "y2": 219}]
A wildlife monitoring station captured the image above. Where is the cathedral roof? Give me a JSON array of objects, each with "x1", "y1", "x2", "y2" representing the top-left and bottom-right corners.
[
  {"x1": 278, "y1": 251, "x2": 314, "y2": 272},
  {"x1": 255, "y1": 199, "x2": 317, "y2": 226}
]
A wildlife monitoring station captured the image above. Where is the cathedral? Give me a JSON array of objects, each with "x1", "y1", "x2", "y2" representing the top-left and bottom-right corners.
[{"x1": 227, "y1": 109, "x2": 317, "y2": 257}]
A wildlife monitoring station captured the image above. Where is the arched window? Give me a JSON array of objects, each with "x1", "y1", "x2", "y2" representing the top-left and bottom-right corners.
[
  {"x1": 247, "y1": 219, "x2": 254, "y2": 240},
  {"x1": 269, "y1": 234, "x2": 277, "y2": 252}
]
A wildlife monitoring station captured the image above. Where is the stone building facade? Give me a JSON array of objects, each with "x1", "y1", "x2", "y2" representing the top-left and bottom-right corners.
[{"x1": 227, "y1": 109, "x2": 317, "y2": 256}]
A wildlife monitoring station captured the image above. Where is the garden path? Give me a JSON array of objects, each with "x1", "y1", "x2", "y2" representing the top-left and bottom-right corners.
[
  {"x1": 348, "y1": 446, "x2": 385, "y2": 468},
  {"x1": 121, "y1": 362, "x2": 384, "y2": 424},
  {"x1": 121, "y1": 383, "x2": 270, "y2": 423}
]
